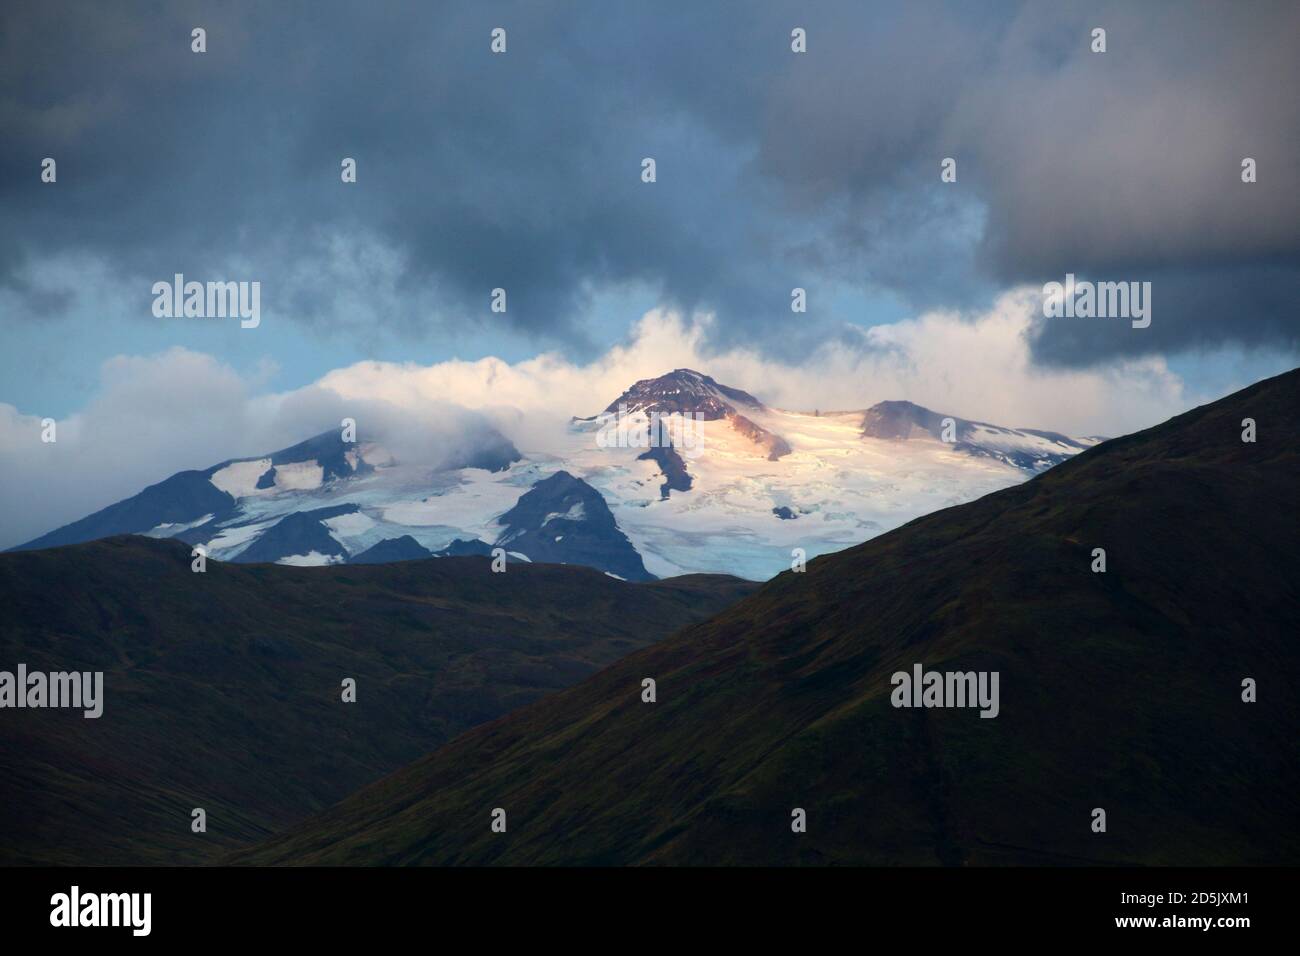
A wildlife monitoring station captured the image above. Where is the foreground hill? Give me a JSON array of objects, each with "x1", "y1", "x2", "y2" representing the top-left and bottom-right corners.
[
  {"x1": 234, "y1": 368, "x2": 1299, "y2": 866},
  {"x1": 0, "y1": 537, "x2": 756, "y2": 865}
]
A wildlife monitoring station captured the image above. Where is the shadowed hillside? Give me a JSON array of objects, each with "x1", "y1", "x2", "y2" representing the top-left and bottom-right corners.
[
  {"x1": 0, "y1": 537, "x2": 756, "y2": 865},
  {"x1": 233, "y1": 368, "x2": 1299, "y2": 866}
]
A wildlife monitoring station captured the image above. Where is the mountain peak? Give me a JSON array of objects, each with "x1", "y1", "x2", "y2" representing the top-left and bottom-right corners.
[
  {"x1": 495, "y1": 471, "x2": 654, "y2": 581},
  {"x1": 602, "y1": 369, "x2": 764, "y2": 420},
  {"x1": 860, "y1": 399, "x2": 1096, "y2": 472},
  {"x1": 860, "y1": 400, "x2": 947, "y2": 440}
]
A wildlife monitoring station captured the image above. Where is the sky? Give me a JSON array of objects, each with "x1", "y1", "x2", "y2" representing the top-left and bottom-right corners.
[{"x1": 1, "y1": 0, "x2": 1298, "y2": 547}]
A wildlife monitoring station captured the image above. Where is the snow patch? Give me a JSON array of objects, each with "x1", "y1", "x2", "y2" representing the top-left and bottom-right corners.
[
  {"x1": 358, "y1": 442, "x2": 395, "y2": 468},
  {"x1": 209, "y1": 459, "x2": 273, "y2": 498},
  {"x1": 322, "y1": 511, "x2": 376, "y2": 537},
  {"x1": 202, "y1": 519, "x2": 278, "y2": 553},
  {"x1": 276, "y1": 551, "x2": 346, "y2": 567},
  {"x1": 273, "y1": 460, "x2": 324, "y2": 491},
  {"x1": 145, "y1": 513, "x2": 215, "y2": 537},
  {"x1": 541, "y1": 501, "x2": 586, "y2": 526}
]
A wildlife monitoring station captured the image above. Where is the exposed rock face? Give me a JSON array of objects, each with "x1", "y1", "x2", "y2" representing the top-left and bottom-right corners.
[
  {"x1": 638, "y1": 445, "x2": 693, "y2": 499},
  {"x1": 495, "y1": 471, "x2": 654, "y2": 581},
  {"x1": 349, "y1": 535, "x2": 434, "y2": 564}
]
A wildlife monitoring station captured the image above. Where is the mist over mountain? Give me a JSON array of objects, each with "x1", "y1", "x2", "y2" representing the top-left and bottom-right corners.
[
  {"x1": 10, "y1": 368, "x2": 1101, "y2": 580},
  {"x1": 860, "y1": 400, "x2": 1101, "y2": 471},
  {"x1": 4, "y1": 299, "x2": 1268, "y2": 559}
]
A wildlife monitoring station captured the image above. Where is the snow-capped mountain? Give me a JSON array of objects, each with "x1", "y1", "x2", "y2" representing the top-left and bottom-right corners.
[
  {"x1": 860, "y1": 400, "x2": 1101, "y2": 471},
  {"x1": 592, "y1": 368, "x2": 792, "y2": 460},
  {"x1": 11, "y1": 369, "x2": 1103, "y2": 580},
  {"x1": 495, "y1": 471, "x2": 652, "y2": 581},
  {"x1": 603, "y1": 367, "x2": 766, "y2": 418}
]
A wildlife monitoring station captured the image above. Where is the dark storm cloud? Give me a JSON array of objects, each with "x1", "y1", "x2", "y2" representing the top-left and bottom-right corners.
[{"x1": 1, "y1": 0, "x2": 1296, "y2": 364}]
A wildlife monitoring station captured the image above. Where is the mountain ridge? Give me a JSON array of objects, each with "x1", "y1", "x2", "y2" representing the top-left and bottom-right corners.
[
  {"x1": 12, "y1": 369, "x2": 1103, "y2": 580},
  {"x1": 230, "y1": 367, "x2": 1300, "y2": 866}
]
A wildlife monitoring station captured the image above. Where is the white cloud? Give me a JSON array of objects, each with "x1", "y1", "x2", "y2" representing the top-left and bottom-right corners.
[{"x1": 316, "y1": 289, "x2": 1192, "y2": 436}]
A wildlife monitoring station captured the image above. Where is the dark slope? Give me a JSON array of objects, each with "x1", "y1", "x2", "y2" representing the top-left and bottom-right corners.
[
  {"x1": 350, "y1": 535, "x2": 435, "y2": 564},
  {"x1": 861, "y1": 400, "x2": 1091, "y2": 470},
  {"x1": 434, "y1": 538, "x2": 495, "y2": 557},
  {"x1": 0, "y1": 536, "x2": 756, "y2": 865},
  {"x1": 8, "y1": 431, "x2": 368, "y2": 553},
  {"x1": 232, "y1": 504, "x2": 359, "y2": 564},
  {"x1": 637, "y1": 445, "x2": 692, "y2": 499},
  {"x1": 234, "y1": 368, "x2": 1300, "y2": 866},
  {"x1": 495, "y1": 471, "x2": 653, "y2": 581},
  {"x1": 10, "y1": 426, "x2": 521, "y2": 553},
  {"x1": 11, "y1": 470, "x2": 237, "y2": 552},
  {"x1": 263, "y1": 430, "x2": 372, "y2": 482}
]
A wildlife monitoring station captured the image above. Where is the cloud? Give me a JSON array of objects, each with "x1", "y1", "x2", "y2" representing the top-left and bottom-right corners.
[
  {"x1": 317, "y1": 292, "x2": 1197, "y2": 437},
  {"x1": 0, "y1": 348, "x2": 516, "y2": 550},
  {"x1": 2, "y1": 0, "x2": 1296, "y2": 365}
]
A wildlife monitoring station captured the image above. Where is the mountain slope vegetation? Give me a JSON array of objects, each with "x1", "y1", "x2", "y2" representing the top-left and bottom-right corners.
[
  {"x1": 0, "y1": 537, "x2": 755, "y2": 864},
  {"x1": 234, "y1": 369, "x2": 1299, "y2": 866}
]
